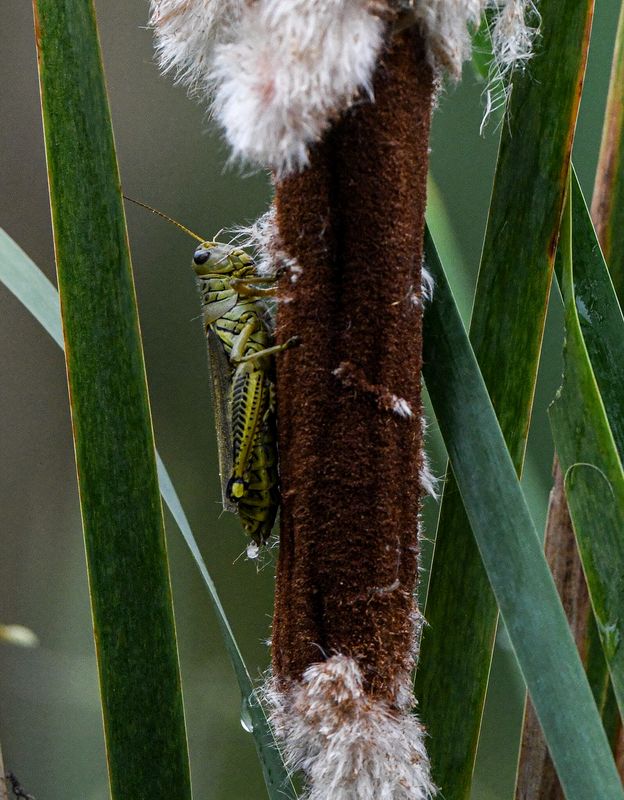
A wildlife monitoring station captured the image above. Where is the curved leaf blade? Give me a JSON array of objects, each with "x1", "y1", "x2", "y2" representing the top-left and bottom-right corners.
[
  {"x1": 416, "y1": 2, "x2": 595, "y2": 794},
  {"x1": 549, "y1": 173, "x2": 624, "y2": 717},
  {"x1": 423, "y1": 228, "x2": 624, "y2": 800}
]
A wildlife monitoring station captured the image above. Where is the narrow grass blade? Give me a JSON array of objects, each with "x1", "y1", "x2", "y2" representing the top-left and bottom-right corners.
[
  {"x1": 415, "y1": 2, "x2": 595, "y2": 795},
  {"x1": 422, "y1": 228, "x2": 624, "y2": 800},
  {"x1": 0, "y1": 227, "x2": 297, "y2": 799},
  {"x1": 593, "y1": 0, "x2": 624, "y2": 303},
  {"x1": 549, "y1": 173, "x2": 624, "y2": 717},
  {"x1": 155, "y1": 460, "x2": 298, "y2": 799},
  {"x1": 0, "y1": 233, "x2": 62, "y2": 346},
  {"x1": 32, "y1": 3, "x2": 191, "y2": 796}
]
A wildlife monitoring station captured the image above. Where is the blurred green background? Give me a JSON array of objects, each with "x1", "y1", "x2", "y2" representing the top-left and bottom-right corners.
[{"x1": 0, "y1": 3, "x2": 619, "y2": 798}]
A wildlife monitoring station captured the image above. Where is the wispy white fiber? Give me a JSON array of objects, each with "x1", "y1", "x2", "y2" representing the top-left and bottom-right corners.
[
  {"x1": 212, "y1": 0, "x2": 386, "y2": 174},
  {"x1": 490, "y1": 0, "x2": 539, "y2": 71},
  {"x1": 150, "y1": 0, "x2": 243, "y2": 93},
  {"x1": 397, "y1": 0, "x2": 538, "y2": 80},
  {"x1": 421, "y1": 264, "x2": 435, "y2": 303},
  {"x1": 419, "y1": 413, "x2": 439, "y2": 499},
  {"x1": 419, "y1": 451, "x2": 439, "y2": 499},
  {"x1": 231, "y1": 206, "x2": 302, "y2": 281},
  {"x1": 265, "y1": 656, "x2": 435, "y2": 800},
  {"x1": 231, "y1": 206, "x2": 280, "y2": 276}
]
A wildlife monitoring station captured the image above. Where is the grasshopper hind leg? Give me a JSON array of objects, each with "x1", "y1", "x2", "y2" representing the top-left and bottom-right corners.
[{"x1": 237, "y1": 415, "x2": 279, "y2": 546}]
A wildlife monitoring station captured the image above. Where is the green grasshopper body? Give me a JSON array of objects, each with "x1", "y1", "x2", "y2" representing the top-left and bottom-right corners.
[{"x1": 192, "y1": 241, "x2": 286, "y2": 547}]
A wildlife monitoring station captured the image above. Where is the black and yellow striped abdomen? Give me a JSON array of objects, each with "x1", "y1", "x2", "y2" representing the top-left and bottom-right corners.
[{"x1": 193, "y1": 242, "x2": 280, "y2": 547}]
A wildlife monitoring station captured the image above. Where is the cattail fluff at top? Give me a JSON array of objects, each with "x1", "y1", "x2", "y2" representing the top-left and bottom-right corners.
[
  {"x1": 150, "y1": 0, "x2": 538, "y2": 173},
  {"x1": 150, "y1": 0, "x2": 386, "y2": 174},
  {"x1": 150, "y1": 0, "x2": 243, "y2": 94},
  {"x1": 211, "y1": 0, "x2": 387, "y2": 174}
]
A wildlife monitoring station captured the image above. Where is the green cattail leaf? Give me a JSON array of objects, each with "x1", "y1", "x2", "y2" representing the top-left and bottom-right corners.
[
  {"x1": 0, "y1": 227, "x2": 297, "y2": 799},
  {"x1": 422, "y1": 227, "x2": 624, "y2": 800},
  {"x1": 549, "y1": 171, "x2": 624, "y2": 718},
  {"x1": 416, "y1": 0, "x2": 594, "y2": 795},
  {"x1": 32, "y1": 2, "x2": 192, "y2": 797}
]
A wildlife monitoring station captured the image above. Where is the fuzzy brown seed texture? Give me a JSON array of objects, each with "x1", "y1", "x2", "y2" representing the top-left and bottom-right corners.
[{"x1": 272, "y1": 29, "x2": 434, "y2": 703}]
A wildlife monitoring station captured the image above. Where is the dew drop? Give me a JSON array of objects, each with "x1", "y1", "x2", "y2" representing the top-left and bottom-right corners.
[{"x1": 240, "y1": 695, "x2": 254, "y2": 733}]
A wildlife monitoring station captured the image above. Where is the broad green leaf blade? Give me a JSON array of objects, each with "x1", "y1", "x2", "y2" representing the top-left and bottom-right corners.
[
  {"x1": 0, "y1": 227, "x2": 297, "y2": 800},
  {"x1": 32, "y1": 3, "x2": 191, "y2": 798},
  {"x1": 549, "y1": 173, "x2": 624, "y2": 718},
  {"x1": 422, "y1": 228, "x2": 624, "y2": 800},
  {"x1": 416, "y1": 1, "x2": 594, "y2": 794},
  {"x1": 593, "y1": 0, "x2": 624, "y2": 303}
]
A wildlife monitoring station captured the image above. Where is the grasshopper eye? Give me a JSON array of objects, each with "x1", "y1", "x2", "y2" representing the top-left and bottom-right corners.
[{"x1": 193, "y1": 247, "x2": 211, "y2": 265}]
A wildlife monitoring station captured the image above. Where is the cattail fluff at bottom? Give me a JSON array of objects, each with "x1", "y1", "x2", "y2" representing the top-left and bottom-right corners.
[
  {"x1": 150, "y1": 0, "x2": 538, "y2": 174},
  {"x1": 264, "y1": 656, "x2": 435, "y2": 800}
]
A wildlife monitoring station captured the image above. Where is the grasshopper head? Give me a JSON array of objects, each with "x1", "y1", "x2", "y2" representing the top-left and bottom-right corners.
[{"x1": 193, "y1": 242, "x2": 254, "y2": 277}]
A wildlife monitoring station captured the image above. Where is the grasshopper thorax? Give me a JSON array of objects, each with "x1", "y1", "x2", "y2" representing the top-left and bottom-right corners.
[{"x1": 193, "y1": 241, "x2": 254, "y2": 277}]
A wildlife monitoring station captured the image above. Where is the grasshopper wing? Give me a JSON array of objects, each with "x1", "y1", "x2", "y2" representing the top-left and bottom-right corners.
[{"x1": 206, "y1": 327, "x2": 237, "y2": 514}]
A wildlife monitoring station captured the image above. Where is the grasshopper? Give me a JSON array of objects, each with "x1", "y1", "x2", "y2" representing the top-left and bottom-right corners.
[
  {"x1": 192, "y1": 240, "x2": 295, "y2": 548},
  {"x1": 124, "y1": 197, "x2": 292, "y2": 550}
]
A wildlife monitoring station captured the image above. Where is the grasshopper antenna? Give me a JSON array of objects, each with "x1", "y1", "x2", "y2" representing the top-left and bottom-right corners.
[{"x1": 123, "y1": 195, "x2": 205, "y2": 243}]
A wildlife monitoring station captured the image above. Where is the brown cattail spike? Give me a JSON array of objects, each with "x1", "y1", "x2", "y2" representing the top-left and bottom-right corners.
[{"x1": 267, "y1": 28, "x2": 436, "y2": 799}]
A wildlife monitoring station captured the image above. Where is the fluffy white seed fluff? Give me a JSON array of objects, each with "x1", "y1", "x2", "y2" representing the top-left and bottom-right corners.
[
  {"x1": 231, "y1": 205, "x2": 302, "y2": 280},
  {"x1": 398, "y1": 0, "x2": 538, "y2": 80},
  {"x1": 151, "y1": 0, "x2": 538, "y2": 172},
  {"x1": 392, "y1": 396, "x2": 414, "y2": 418},
  {"x1": 421, "y1": 264, "x2": 435, "y2": 303},
  {"x1": 0, "y1": 624, "x2": 39, "y2": 648},
  {"x1": 266, "y1": 655, "x2": 435, "y2": 800},
  {"x1": 419, "y1": 449, "x2": 439, "y2": 499},
  {"x1": 150, "y1": 0, "x2": 243, "y2": 94},
  {"x1": 211, "y1": 0, "x2": 386, "y2": 173},
  {"x1": 418, "y1": 409, "x2": 440, "y2": 498},
  {"x1": 150, "y1": 0, "x2": 385, "y2": 172}
]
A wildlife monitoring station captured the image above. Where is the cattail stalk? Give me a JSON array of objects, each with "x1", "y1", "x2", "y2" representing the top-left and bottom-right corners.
[{"x1": 268, "y1": 29, "x2": 436, "y2": 797}]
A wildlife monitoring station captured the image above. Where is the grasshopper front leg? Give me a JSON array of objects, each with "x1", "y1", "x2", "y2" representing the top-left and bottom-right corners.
[
  {"x1": 229, "y1": 318, "x2": 299, "y2": 365},
  {"x1": 230, "y1": 278, "x2": 277, "y2": 299},
  {"x1": 230, "y1": 267, "x2": 287, "y2": 298},
  {"x1": 236, "y1": 337, "x2": 300, "y2": 364}
]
